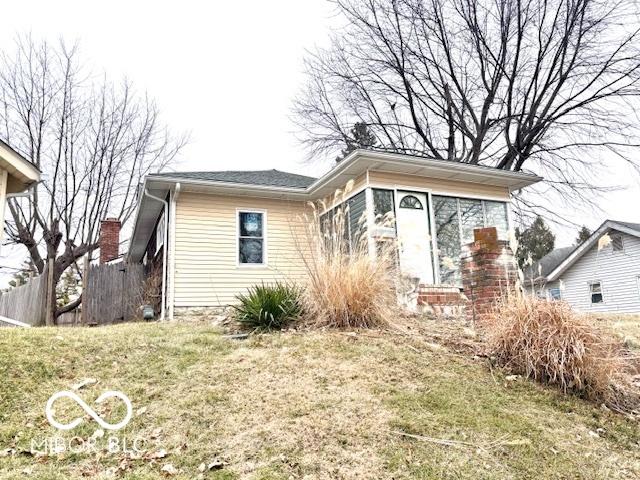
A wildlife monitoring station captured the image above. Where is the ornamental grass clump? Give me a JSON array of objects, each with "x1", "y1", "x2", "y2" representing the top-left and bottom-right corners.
[
  {"x1": 233, "y1": 282, "x2": 304, "y2": 331},
  {"x1": 486, "y1": 293, "x2": 638, "y2": 410},
  {"x1": 295, "y1": 181, "x2": 399, "y2": 329}
]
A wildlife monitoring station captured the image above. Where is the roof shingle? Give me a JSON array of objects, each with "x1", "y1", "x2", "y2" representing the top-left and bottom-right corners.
[{"x1": 153, "y1": 169, "x2": 317, "y2": 189}]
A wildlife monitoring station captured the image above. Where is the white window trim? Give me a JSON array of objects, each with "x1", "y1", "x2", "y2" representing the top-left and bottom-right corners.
[
  {"x1": 236, "y1": 208, "x2": 268, "y2": 268},
  {"x1": 155, "y1": 210, "x2": 165, "y2": 255},
  {"x1": 588, "y1": 280, "x2": 605, "y2": 304}
]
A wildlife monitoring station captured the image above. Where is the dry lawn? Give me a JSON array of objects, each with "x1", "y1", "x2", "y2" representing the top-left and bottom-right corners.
[
  {"x1": 590, "y1": 314, "x2": 640, "y2": 351},
  {"x1": 0, "y1": 319, "x2": 639, "y2": 479}
]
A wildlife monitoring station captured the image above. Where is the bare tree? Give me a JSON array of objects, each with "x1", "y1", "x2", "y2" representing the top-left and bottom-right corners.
[
  {"x1": 0, "y1": 37, "x2": 186, "y2": 324},
  {"x1": 295, "y1": 0, "x2": 640, "y2": 217}
]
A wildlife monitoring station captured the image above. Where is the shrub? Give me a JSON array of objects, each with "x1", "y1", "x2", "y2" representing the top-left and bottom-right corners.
[
  {"x1": 294, "y1": 182, "x2": 398, "y2": 329},
  {"x1": 233, "y1": 282, "x2": 303, "y2": 330},
  {"x1": 485, "y1": 294, "x2": 634, "y2": 406}
]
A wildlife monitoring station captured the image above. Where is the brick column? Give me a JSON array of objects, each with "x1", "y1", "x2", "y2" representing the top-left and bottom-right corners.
[
  {"x1": 99, "y1": 218, "x2": 121, "y2": 264},
  {"x1": 461, "y1": 227, "x2": 517, "y2": 324}
]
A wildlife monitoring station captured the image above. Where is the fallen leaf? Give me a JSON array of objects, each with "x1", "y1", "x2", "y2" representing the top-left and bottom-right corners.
[
  {"x1": 136, "y1": 406, "x2": 148, "y2": 416},
  {"x1": 198, "y1": 463, "x2": 206, "y2": 472},
  {"x1": 150, "y1": 427, "x2": 163, "y2": 439},
  {"x1": 91, "y1": 429, "x2": 104, "y2": 440},
  {"x1": 208, "y1": 459, "x2": 224, "y2": 470},
  {"x1": 71, "y1": 378, "x2": 97, "y2": 390},
  {"x1": 146, "y1": 449, "x2": 168, "y2": 460},
  {"x1": 161, "y1": 463, "x2": 178, "y2": 475}
]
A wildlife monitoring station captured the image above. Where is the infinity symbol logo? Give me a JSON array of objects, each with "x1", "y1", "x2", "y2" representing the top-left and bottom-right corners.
[{"x1": 45, "y1": 390, "x2": 133, "y2": 431}]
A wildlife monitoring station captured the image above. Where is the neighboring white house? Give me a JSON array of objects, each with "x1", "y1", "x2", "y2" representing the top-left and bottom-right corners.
[{"x1": 540, "y1": 220, "x2": 640, "y2": 314}]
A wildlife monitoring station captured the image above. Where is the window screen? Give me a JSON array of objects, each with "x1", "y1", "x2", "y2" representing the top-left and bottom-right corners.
[{"x1": 238, "y1": 211, "x2": 264, "y2": 264}]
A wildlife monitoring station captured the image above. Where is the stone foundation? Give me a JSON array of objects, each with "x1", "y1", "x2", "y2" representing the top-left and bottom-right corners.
[{"x1": 173, "y1": 306, "x2": 232, "y2": 326}]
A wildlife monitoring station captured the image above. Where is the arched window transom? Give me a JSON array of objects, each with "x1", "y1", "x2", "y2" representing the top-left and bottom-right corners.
[{"x1": 399, "y1": 195, "x2": 423, "y2": 210}]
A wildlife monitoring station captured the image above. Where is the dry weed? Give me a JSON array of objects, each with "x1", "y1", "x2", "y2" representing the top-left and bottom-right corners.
[{"x1": 485, "y1": 294, "x2": 639, "y2": 412}]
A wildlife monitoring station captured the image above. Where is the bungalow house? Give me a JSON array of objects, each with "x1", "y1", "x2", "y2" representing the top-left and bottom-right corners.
[
  {"x1": 537, "y1": 220, "x2": 640, "y2": 314},
  {"x1": 127, "y1": 150, "x2": 541, "y2": 319}
]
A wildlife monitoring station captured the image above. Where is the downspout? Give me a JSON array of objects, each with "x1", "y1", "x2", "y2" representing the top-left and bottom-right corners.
[
  {"x1": 168, "y1": 183, "x2": 181, "y2": 320},
  {"x1": 143, "y1": 189, "x2": 168, "y2": 321}
]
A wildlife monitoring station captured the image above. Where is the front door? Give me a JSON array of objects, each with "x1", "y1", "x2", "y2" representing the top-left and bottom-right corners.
[{"x1": 395, "y1": 191, "x2": 434, "y2": 284}]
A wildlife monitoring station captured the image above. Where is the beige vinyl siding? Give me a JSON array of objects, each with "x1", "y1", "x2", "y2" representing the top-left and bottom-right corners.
[
  {"x1": 367, "y1": 171, "x2": 510, "y2": 200},
  {"x1": 174, "y1": 192, "x2": 310, "y2": 307}
]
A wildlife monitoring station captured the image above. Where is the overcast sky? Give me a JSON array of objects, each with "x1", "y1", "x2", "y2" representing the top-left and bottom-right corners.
[{"x1": 0, "y1": 0, "x2": 638, "y2": 283}]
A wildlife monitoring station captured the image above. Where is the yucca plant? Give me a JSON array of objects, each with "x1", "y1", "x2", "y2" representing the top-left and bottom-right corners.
[{"x1": 233, "y1": 282, "x2": 303, "y2": 330}]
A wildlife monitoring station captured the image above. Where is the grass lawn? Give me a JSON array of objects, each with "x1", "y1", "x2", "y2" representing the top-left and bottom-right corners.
[{"x1": 0, "y1": 319, "x2": 639, "y2": 479}]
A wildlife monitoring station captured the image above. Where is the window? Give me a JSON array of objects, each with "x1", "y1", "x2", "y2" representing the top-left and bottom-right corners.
[
  {"x1": 548, "y1": 287, "x2": 562, "y2": 301},
  {"x1": 155, "y1": 211, "x2": 165, "y2": 254},
  {"x1": 373, "y1": 189, "x2": 395, "y2": 223},
  {"x1": 589, "y1": 282, "x2": 603, "y2": 304},
  {"x1": 459, "y1": 199, "x2": 484, "y2": 244},
  {"x1": 399, "y1": 195, "x2": 423, "y2": 209},
  {"x1": 484, "y1": 201, "x2": 509, "y2": 239},
  {"x1": 433, "y1": 196, "x2": 461, "y2": 284},
  {"x1": 611, "y1": 233, "x2": 624, "y2": 252},
  {"x1": 432, "y1": 196, "x2": 510, "y2": 285},
  {"x1": 238, "y1": 211, "x2": 265, "y2": 265}
]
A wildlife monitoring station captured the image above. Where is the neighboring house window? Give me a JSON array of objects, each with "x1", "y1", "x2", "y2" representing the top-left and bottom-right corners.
[
  {"x1": 155, "y1": 211, "x2": 165, "y2": 255},
  {"x1": 611, "y1": 232, "x2": 624, "y2": 252},
  {"x1": 399, "y1": 195, "x2": 423, "y2": 209},
  {"x1": 589, "y1": 281, "x2": 603, "y2": 304},
  {"x1": 238, "y1": 211, "x2": 265, "y2": 265},
  {"x1": 548, "y1": 288, "x2": 562, "y2": 301}
]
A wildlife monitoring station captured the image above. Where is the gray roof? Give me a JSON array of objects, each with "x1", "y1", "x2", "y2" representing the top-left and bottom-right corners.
[
  {"x1": 153, "y1": 169, "x2": 317, "y2": 189},
  {"x1": 615, "y1": 221, "x2": 640, "y2": 232},
  {"x1": 526, "y1": 246, "x2": 575, "y2": 279}
]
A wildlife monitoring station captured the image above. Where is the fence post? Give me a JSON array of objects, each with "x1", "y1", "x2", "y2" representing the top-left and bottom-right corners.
[
  {"x1": 81, "y1": 253, "x2": 90, "y2": 326},
  {"x1": 45, "y1": 258, "x2": 55, "y2": 326}
]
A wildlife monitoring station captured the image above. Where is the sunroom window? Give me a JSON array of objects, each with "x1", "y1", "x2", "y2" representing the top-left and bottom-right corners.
[
  {"x1": 238, "y1": 211, "x2": 265, "y2": 264},
  {"x1": 432, "y1": 195, "x2": 509, "y2": 285}
]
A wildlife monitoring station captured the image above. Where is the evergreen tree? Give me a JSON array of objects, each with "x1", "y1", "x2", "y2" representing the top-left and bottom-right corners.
[
  {"x1": 575, "y1": 226, "x2": 591, "y2": 245},
  {"x1": 515, "y1": 216, "x2": 556, "y2": 269},
  {"x1": 336, "y1": 122, "x2": 377, "y2": 162},
  {"x1": 7, "y1": 259, "x2": 38, "y2": 289}
]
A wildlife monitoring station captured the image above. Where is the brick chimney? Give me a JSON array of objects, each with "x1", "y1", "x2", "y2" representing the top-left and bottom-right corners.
[{"x1": 99, "y1": 218, "x2": 121, "y2": 264}]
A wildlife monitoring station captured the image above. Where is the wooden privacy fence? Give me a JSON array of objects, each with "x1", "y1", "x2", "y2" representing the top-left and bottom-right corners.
[
  {"x1": 84, "y1": 262, "x2": 145, "y2": 325},
  {"x1": 0, "y1": 275, "x2": 46, "y2": 326}
]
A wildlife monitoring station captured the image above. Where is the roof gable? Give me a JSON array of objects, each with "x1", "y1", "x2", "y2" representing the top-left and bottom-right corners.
[{"x1": 546, "y1": 220, "x2": 640, "y2": 281}]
